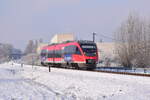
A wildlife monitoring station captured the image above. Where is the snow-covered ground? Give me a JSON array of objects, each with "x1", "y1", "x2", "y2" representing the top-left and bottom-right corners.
[{"x1": 0, "y1": 62, "x2": 150, "y2": 100}]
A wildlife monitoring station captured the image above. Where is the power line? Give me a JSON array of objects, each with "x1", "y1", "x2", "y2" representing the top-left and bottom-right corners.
[
  {"x1": 99, "y1": 33, "x2": 115, "y2": 40},
  {"x1": 98, "y1": 33, "x2": 120, "y2": 41}
]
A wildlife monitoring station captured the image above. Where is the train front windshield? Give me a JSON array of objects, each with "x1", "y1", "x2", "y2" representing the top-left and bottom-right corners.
[{"x1": 80, "y1": 44, "x2": 97, "y2": 57}]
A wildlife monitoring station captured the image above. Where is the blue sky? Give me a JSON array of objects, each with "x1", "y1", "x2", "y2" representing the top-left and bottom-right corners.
[{"x1": 0, "y1": 0, "x2": 150, "y2": 50}]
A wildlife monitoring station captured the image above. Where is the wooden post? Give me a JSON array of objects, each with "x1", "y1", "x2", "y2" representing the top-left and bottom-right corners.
[
  {"x1": 21, "y1": 63, "x2": 23, "y2": 67},
  {"x1": 49, "y1": 65, "x2": 51, "y2": 72}
]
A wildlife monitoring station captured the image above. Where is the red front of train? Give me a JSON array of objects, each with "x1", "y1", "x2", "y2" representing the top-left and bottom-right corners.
[{"x1": 40, "y1": 40, "x2": 98, "y2": 70}]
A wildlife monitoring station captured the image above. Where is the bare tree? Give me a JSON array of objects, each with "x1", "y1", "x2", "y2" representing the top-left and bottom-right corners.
[
  {"x1": 0, "y1": 43, "x2": 13, "y2": 62},
  {"x1": 23, "y1": 39, "x2": 41, "y2": 65},
  {"x1": 24, "y1": 40, "x2": 34, "y2": 55},
  {"x1": 33, "y1": 40, "x2": 38, "y2": 53},
  {"x1": 115, "y1": 14, "x2": 150, "y2": 68}
]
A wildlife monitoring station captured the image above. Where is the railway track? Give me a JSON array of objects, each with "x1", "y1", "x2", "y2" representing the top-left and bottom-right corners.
[
  {"x1": 32, "y1": 64, "x2": 150, "y2": 77},
  {"x1": 47, "y1": 65, "x2": 150, "y2": 77},
  {"x1": 93, "y1": 69, "x2": 150, "y2": 77}
]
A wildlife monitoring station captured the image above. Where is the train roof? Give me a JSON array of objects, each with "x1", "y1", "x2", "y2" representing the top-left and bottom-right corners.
[
  {"x1": 41, "y1": 40, "x2": 96, "y2": 51},
  {"x1": 78, "y1": 40, "x2": 96, "y2": 45},
  {"x1": 48, "y1": 40, "x2": 95, "y2": 46}
]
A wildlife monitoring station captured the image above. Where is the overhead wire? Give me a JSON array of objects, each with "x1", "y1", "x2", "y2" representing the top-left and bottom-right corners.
[{"x1": 97, "y1": 33, "x2": 122, "y2": 42}]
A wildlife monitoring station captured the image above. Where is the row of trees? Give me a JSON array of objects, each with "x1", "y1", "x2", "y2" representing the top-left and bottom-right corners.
[
  {"x1": 0, "y1": 39, "x2": 42, "y2": 64},
  {"x1": 0, "y1": 43, "x2": 17, "y2": 63},
  {"x1": 24, "y1": 40, "x2": 38, "y2": 55},
  {"x1": 21, "y1": 39, "x2": 43, "y2": 65},
  {"x1": 24, "y1": 39, "x2": 43, "y2": 55},
  {"x1": 115, "y1": 14, "x2": 150, "y2": 68}
]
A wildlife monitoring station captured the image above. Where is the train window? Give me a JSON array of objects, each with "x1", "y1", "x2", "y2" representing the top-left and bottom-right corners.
[
  {"x1": 64, "y1": 45, "x2": 76, "y2": 54},
  {"x1": 80, "y1": 44, "x2": 97, "y2": 56},
  {"x1": 48, "y1": 51, "x2": 51, "y2": 58},
  {"x1": 41, "y1": 50, "x2": 47, "y2": 57},
  {"x1": 75, "y1": 47, "x2": 81, "y2": 55},
  {"x1": 55, "y1": 50, "x2": 58, "y2": 58},
  {"x1": 48, "y1": 50, "x2": 54, "y2": 58},
  {"x1": 48, "y1": 50, "x2": 62, "y2": 58},
  {"x1": 55, "y1": 50, "x2": 61, "y2": 58},
  {"x1": 64, "y1": 46, "x2": 69, "y2": 54},
  {"x1": 63, "y1": 45, "x2": 81, "y2": 55},
  {"x1": 81, "y1": 44, "x2": 97, "y2": 52},
  {"x1": 59, "y1": 50, "x2": 62, "y2": 57}
]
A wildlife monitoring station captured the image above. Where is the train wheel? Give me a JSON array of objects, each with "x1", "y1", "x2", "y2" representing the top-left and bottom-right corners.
[
  {"x1": 74, "y1": 63, "x2": 80, "y2": 70},
  {"x1": 62, "y1": 62, "x2": 69, "y2": 69},
  {"x1": 87, "y1": 65, "x2": 96, "y2": 70},
  {"x1": 66, "y1": 62, "x2": 70, "y2": 69},
  {"x1": 87, "y1": 68, "x2": 94, "y2": 70},
  {"x1": 70, "y1": 63, "x2": 76, "y2": 69}
]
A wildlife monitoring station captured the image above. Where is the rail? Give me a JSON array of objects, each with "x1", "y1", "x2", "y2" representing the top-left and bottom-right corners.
[
  {"x1": 22, "y1": 63, "x2": 150, "y2": 77},
  {"x1": 52, "y1": 66, "x2": 150, "y2": 77},
  {"x1": 94, "y1": 68, "x2": 150, "y2": 77}
]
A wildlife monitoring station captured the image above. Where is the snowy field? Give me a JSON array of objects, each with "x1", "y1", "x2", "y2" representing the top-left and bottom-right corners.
[{"x1": 0, "y1": 63, "x2": 150, "y2": 100}]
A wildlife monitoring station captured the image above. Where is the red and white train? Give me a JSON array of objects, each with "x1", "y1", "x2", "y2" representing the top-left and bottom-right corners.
[{"x1": 40, "y1": 40, "x2": 98, "y2": 70}]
